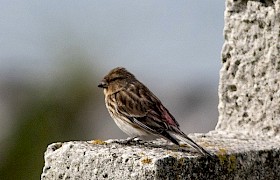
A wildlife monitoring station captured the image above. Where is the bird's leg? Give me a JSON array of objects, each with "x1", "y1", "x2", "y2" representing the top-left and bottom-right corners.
[{"x1": 125, "y1": 136, "x2": 139, "y2": 144}]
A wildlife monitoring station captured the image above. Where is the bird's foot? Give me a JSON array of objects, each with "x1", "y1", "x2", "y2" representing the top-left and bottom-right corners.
[{"x1": 113, "y1": 137, "x2": 143, "y2": 145}]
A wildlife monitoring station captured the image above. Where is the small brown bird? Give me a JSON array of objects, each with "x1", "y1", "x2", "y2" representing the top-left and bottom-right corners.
[{"x1": 98, "y1": 67, "x2": 210, "y2": 156}]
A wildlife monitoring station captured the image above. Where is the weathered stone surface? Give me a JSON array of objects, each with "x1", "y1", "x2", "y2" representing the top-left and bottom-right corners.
[
  {"x1": 41, "y1": 137, "x2": 212, "y2": 180},
  {"x1": 217, "y1": 0, "x2": 280, "y2": 138},
  {"x1": 41, "y1": 134, "x2": 280, "y2": 180}
]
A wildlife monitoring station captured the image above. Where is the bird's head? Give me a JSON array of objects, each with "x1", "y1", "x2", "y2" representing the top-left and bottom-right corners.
[{"x1": 98, "y1": 67, "x2": 135, "y2": 95}]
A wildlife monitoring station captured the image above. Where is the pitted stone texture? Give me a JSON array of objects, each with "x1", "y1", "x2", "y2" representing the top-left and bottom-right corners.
[
  {"x1": 217, "y1": 0, "x2": 280, "y2": 137},
  {"x1": 41, "y1": 137, "x2": 210, "y2": 180},
  {"x1": 41, "y1": 136, "x2": 280, "y2": 180}
]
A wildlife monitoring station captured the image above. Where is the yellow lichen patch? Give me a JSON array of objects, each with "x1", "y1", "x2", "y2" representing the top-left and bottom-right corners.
[
  {"x1": 218, "y1": 148, "x2": 227, "y2": 154},
  {"x1": 180, "y1": 144, "x2": 190, "y2": 148},
  {"x1": 178, "y1": 157, "x2": 187, "y2": 165},
  {"x1": 141, "y1": 157, "x2": 152, "y2": 164},
  {"x1": 228, "y1": 155, "x2": 237, "y2": 172},
  {"x1": 91, "y1": 139, "x2": 107, "y2": 145},
  {"x1": 217, "y1": 148, "x2": 227, "y2": 165},
  {"x1": 217, "y1": 148, "x2": 237, "y2": 172}
]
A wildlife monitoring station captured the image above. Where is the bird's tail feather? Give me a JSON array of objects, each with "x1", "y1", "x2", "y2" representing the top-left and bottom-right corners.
[{"x1": 169, "y1": 131, "x2": 211, "y2": 156}]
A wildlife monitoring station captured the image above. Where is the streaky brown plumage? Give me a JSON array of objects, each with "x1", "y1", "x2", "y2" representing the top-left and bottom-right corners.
[{"x1": 98, "y1": 67, "x2": 211, "y2": 156}]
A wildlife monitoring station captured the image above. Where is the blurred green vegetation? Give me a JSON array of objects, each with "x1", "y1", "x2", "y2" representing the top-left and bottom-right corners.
[{"x1": 0, "y1": 50, "x2": 100, "y2": 179}]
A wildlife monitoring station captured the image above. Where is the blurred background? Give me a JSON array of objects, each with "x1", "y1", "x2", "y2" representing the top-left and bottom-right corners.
[{"x1": 0, "y1": 0, "x2": 224, "y2": 179}]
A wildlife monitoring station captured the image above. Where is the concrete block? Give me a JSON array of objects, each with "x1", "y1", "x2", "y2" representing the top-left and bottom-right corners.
[
  {"x1": 217, "y1": 0, "x2": 280, "y2": 138},
  {"x1": 41, "y1": 135, "x2": 280, "y2": 180}
]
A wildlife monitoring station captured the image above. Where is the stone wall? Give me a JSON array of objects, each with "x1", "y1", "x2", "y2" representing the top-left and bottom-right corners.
[{"x1": 217, "y1": 0, "x2": 280, "y2": 138}]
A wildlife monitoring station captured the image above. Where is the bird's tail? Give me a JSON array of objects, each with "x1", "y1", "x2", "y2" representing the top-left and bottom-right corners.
[{"x1": 169, "y1": 130, "x2": 211, "y2": 156}]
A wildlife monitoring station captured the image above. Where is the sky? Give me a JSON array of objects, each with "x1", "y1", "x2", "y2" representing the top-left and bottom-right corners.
[{"x1": 0, "y1": 0, "x2": 225, "y2": 88}]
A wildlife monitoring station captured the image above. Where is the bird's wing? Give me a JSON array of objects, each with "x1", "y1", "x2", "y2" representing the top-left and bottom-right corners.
[{"x1": 113, "y1": 83, "x2": 179, "y2": 132}]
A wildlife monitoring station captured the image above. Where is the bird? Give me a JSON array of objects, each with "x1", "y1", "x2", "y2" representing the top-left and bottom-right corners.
[{"x1": 98, "y1": 67, "x2": 211, "y2": 156}]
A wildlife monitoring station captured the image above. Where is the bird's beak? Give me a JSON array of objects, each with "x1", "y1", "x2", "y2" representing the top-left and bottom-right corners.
[{"x1": 98, "y1": 81, "x2": 108, "y2": 88}]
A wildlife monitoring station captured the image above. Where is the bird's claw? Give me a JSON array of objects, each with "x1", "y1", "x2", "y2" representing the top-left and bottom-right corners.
[{"x1": 113, "y1": 137, "x2": 143, "y2": 145}]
